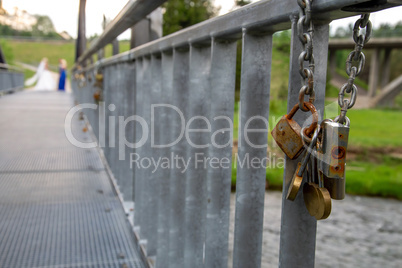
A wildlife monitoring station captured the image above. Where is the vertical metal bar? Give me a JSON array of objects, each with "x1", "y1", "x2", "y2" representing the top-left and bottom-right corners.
[
  {"x1": 155, "y1": 51, "x2": 173, "y2": 268},
  {"x1": 134, "y1": 58, "x2": 145, "y2": 232},
  {"x1": 149, "y1": 54, "x2": 163, "y2": 259},
  {"x1": 120, "y1": 62, "x2": 136, "y2": 201},
  {"x1": 168, "y1": 48, "x2": 189, "y2": 268},
  {"x1": 183, "y1": 44, "x2": 211, "y2": 268},
  {"x1": 205, "y1": 39, "x2": 237, "y2": 268},
  {"x1": 115, "y1": 63, "x2": 125, "y2": 189},
  {"x1": 233, "y1": 30, "x2": 273, "y2": 268},
  {"x1": 140, "y1": 55, "x2": 161, "y2": 257},
  {"x1": 75, "y1": 0, "x2": 87, "y2": 62},
  {"x1": 112, "y1": 39, "x2": 119, "y2": 56},
  {"x1": 103, "y1": 67, "x2": 112, "y2": 166},
  {"x1": 109, "y1": 64, "x2": 121, "y2": 185},
  {"x1": 278, "y1": 21, "x2": 329, "y2": 268}
]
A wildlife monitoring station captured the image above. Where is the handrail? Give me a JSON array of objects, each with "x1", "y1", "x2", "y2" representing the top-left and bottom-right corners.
[
  {"x1": 77, "y1": 0, "x2": 401, "y2": 72},
  {"x1": 74, "y1": 0, "x2": 167, "y2": 68},
  {"x1": 0, "y1": 63, "x2": 24, "y2": 73}
]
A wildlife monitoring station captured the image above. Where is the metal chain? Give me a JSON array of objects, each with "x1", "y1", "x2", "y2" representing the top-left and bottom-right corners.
[
  {"x1": 297, "y1": 0, "x2": 316, "y2": 112},
  {"x1": 337, "y1": 14, "x2": 372, "y2": 124}
]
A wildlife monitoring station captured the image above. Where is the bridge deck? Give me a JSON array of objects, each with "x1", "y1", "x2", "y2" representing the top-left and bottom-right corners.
[{"x1": 0, "y1": 91, "x2": 146, "y2": 268}]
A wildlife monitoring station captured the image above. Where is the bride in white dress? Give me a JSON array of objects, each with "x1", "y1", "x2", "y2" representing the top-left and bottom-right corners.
[{"x1": 25, "y1": 58, "x2": 56, "y2": 91}]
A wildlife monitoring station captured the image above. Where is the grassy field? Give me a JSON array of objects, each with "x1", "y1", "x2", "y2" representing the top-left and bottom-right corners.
[
  {"x1": 4, "y1": 38, "x2": 402, "y2": 200},
  {"x1": 6, "y1": 40, "x2": 131, "y2": 70}
]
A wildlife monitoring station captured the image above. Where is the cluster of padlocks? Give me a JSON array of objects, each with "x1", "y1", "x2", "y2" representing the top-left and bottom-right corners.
[
  {"x1": 270, "y1": 0, "x2": 372, "y2": 220},
  {"x1": 272, "y1": 102, "x2": 349, "y2": 220}
]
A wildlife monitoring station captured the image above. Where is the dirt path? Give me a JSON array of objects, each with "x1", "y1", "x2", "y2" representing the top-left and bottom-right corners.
[{"x1": 227, "y1": 191, "x2": 402, "y2": 267}]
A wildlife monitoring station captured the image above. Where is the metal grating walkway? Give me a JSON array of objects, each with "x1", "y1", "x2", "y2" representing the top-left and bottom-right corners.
[{"x1": 0, "y1": 91, "x2": 146, "y2": 268}]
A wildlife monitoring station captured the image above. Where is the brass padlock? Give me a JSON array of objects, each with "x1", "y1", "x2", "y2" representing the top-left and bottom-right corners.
[
  {"x1": 287, "y1": 125, "x2": 320, "y2": 201},
  {"x1": 317, "y1": 117, "x2": 350, "y2": 200},
  {"x1": 94, "y1": 73, "x2": 103, "y2": 88},
  {"x1": 272, "y1": 102, "x2": 318, "y2": 159},
  {"x1": 303, "y1": 151, "x2": 331, "y2": 220}
]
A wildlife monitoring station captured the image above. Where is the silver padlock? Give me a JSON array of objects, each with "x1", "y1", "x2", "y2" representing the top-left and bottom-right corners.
[{"x1": 317, "y1": 117, "x2": 350, "y2": 200}]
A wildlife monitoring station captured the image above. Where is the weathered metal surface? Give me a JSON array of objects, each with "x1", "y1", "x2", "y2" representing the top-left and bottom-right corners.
[
  {"x1": 182, "y1": 45, "x2": 211, "y2": 268},
  {"x1": 232, "y1": 31, "x2": 273, "y2": 268},
  {"x1": 155, "y1": 51, "x2": 173, "y2": 268},
  {"x1": 167, "y1": 49, "x2": 189, "y2": 268},
  {"x1": 0, "y1": 70, "x2": 24, "y2": 93},
  {"x1": 142, "y1": 55, "x2": 160, "y2": 256},
  {"x1": 279, "y1": 21, "x2": 329, "y2": 268},
  {"x1": 204, "y1": 39, "x2": 237, "y2": 268},
  {"x1": 318, "y1": 120, "x2": 349, "y2": 200},
  {"x1": 134, "y1": 58, "x2": 145, "y2": 233}
]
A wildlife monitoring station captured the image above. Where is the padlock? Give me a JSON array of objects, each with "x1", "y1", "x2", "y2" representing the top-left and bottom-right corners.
[
  {"x1": 272, "y1": 102, "x2": 318, "y2": 159},
  {"x1": 317, "y1": 117, "x2": 350, "y2": 200},
  {"x1": 287, "y1": 125, "x2": 319, "y2": 201},
  {"x1": 93, "y1": 90, "x2": 102, "y2": 103},
  {"x1": 94, "y1": 73, "x2": 103, "y2": 88},
  {"x1": 304, "y1": 149, "x2": 332, "y2": 220}
]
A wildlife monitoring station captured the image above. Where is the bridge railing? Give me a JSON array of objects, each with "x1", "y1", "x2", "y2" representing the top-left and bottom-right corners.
[
  {"x1": 71, "y1": 1, "x2": 401, "y2": 267},
  {"x1": 0, "y1": 64, "x2": 24, "y2": 94}
]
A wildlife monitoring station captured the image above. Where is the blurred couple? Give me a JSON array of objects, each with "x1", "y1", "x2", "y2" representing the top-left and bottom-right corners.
[{"x1": 25, "y1": 58, "x2": 67, "y2": 91}]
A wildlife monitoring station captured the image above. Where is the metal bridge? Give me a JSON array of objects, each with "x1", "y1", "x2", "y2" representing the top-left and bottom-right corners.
[{"x1": 0, "y1": 0, "x2": 401, "y2": 268}]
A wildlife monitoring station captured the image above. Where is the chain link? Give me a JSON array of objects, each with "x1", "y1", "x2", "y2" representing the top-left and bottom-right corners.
[
  {"x1": 297, "y1": 0, "x2": 316, "y2": 112},
  {"x1": 337, "y1": 14, "x2": 372, "y2": 120}
]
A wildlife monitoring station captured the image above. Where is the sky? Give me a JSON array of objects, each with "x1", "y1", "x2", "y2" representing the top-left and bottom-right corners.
[{"x1": 3, "y1": 0, "x2": 402, "y2": 39}]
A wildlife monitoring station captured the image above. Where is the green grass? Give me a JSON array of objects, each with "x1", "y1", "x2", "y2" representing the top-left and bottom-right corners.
[
  {"x1": 347, "y1": 108, "x2": 402, "y2": 147},
  {"x1": 6, "y1": 40, "x2": 132, "y2": 71},
  {"x1": 346, "y1": 157, "x2": 402, "y2": 199},
  {"x1": 231, "y1": 156, "x2": 402, "y2": 200}
]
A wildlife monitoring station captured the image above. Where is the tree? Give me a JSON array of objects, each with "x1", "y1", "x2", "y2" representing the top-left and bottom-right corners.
[
  {"x1": 162, "y1": 0, "x2": 219, "y2": 36},
  {"x1": 235, "y1": 0, "x2": 251, "y2": 7},
  {"x1": 32, "y1": 15, "x2": 56, "y2": 35}
]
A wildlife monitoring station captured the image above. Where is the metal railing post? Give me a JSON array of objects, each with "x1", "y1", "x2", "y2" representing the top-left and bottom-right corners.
[
  {"x1": 168, "y1": 48, "x2": 190, "y2": 267},
  {"x1": 278, "y1": 20, "x2": 329, "y2": 268},
  {"x1": 141, "y1": 55, "x2": 161, "y2": 257},
  {"x1": 134, "y1": 58, "x2": 145, "y2": 234},
  {"x1": 204, "y1": 39, "x2": 237, "y2": 268},
  {"x1": 155, "y1": 51, "x2": 173, "y2": 268},
  {"x1": 183, "y1": 44, "x2": 211, "y2": 268},
  {"x1": 119, "y1": 62, "x2": 136, "y2": 201},
  {"x1": 233, "y1": 30, "x2": 273, "y2": 268}
]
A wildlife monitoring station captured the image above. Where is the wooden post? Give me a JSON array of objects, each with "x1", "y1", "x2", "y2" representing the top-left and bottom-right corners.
[{"x1": 75, "y1": 0, "x2": 87, "y2": 63}]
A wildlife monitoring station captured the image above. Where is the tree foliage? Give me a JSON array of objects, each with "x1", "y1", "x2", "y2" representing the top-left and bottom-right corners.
[
  {"x1": 162, "y1": 0, "x2": 219, "y2": 36},
  {"x1": 0, "y1": 15, "x2": 60, "y2": 39},
  {"x1": 235, "y1": 0, "x2": 251, "y2": 7}
]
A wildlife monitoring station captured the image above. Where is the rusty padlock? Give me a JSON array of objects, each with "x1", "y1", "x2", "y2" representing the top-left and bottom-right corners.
[
  {"x1": 272, "y1": 102, "x2": 318, "y2": 159},
  {"x1": 317, "y1": 117, "x2": 350, "y2": 200},
  {"x1": 93, "y1": 90, "x2": 102, "y2": 103}
]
